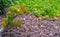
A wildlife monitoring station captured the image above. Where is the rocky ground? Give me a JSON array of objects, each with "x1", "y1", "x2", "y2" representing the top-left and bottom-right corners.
[{"x1": 0, "y1": 14, "x2": 60, "y2": 37}]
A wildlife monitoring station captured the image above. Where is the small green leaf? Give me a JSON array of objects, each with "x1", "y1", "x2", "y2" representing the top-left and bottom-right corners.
[
  {"x1": 14, "y1": 20, "x2": 22, "y2": 27},
  {"x1": 33, "y1": 12, "x2": 41, "y2": 17},
  {"x1": 2, "y1": 18, "x2": 8, "y2": 28}
]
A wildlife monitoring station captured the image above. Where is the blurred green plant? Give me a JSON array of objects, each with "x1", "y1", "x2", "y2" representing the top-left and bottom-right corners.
[
  {"x1": 2, "y1": 16, "x2": 22, "y2": 30},
  {"x1": 2, "y1": 18, "x2": 8, "y2": 28},
  {"x1": 9, "y1": 5, "x2": 30, "y2": 16},
  {"x1": 1, "y1": 0, "x2": 60, "y2": 18},
  {"x1": 2, "y1": 4, "x2": 30, "y2": 31}
]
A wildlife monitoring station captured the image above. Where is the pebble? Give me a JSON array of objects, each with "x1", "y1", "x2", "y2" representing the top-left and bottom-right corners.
[{"x1": 0, "y1": 14, "x2": 60, "y2": 37}]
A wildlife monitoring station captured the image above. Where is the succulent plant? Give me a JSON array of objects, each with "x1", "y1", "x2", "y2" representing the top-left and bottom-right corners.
[
  {"x1": 2, "y1": 5, "x2": 27, "y2": 30},
  {"x1": 2, "y1": 17, "x2": 22, "y2": 30},
  {"x1": 2, "y1": 18, "x2": 8, "y2": 28},
  {"x1": 9, "y1": 5, "x2": 30, "y2": 16}
]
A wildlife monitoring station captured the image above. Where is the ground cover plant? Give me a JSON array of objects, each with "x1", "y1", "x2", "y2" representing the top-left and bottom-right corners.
[{"x1": 0, "y1": 0, "x2": 60, "y2": 18}]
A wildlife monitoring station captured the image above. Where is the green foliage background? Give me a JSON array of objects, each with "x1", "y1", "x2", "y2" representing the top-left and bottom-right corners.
[{"x1": 0, "y1": 0, "x2": 60, "y2": 17}]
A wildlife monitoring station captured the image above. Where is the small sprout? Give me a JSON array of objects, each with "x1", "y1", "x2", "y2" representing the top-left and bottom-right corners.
[
  {"x1": 14, "y1": 20, "x2": 22, "y2": 27},
  {"x1": 7, "y1": 20, "x2": 22, "y2": 29},
  {"x1": 2, "y1": 18, "x2": 8, "y2": 28},
  {"x1": 6, "y1": 11, "x2": 14, "y2": 24},
  {"x1": 33, "y1": 12, "x2": 41, "y2": 17},
  {"x1": 7, "y1": 16, "x2": 13, "y2": 24}
]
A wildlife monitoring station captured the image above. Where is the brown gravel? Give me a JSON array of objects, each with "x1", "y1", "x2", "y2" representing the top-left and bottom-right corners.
[{"x1": 0, "y1": 14, "x2": 60, "y2": 37}]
